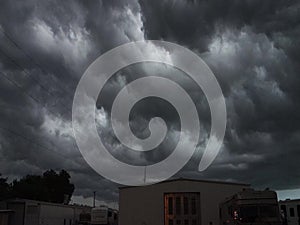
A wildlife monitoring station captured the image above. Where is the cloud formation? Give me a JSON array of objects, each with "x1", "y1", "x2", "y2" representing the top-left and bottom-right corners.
[{"x1": 0, "y1": 0, "x2": 300, "y2": 204}]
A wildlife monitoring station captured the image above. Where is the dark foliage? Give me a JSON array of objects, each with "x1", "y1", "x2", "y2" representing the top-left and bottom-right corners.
[
  {"x1": 0, "y1": 173, "x2": 11, "y2": 200},
  {"x1": 0, "y1": 170, "x2": 74, "y2": 204}
]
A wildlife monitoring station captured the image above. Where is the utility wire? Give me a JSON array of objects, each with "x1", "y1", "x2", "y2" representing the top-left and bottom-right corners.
[
  {"x1": 0, "y1": 71, "x2": 82, "y2": 157},
  {"x1": 0, "y1": 126, "x2": 77, "y2": 163},
  {"x1": 1, "y1": 70, "x2": 47, "y2": 107},
  {"x1": 0, "y1": 29, "x2": 87, "y2": 169},
  {"x1": 0, "y1": 52, "x2": 71, "y2": 116},
  {"x1": 0, "y1": 27, "x2": 74, "y2": 104},
  {"x1": 0, "y1": 48, "x2": 69, "y2": 109},
  {"x1": 0, "y1": 70, "x2": 59, "y2": 116}
]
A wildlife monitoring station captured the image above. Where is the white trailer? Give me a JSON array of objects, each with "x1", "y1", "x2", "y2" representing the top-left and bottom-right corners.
[{"x1": 91, "y1": 206, "x2": 118, "y2": 225}]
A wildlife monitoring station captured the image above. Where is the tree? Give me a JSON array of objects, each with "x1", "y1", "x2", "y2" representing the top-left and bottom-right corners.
[
  {"x1": 0, "y1": 173, "x2": 11, "y2": 200},
  {"x1": 11, "y1": 169, "x2": 75, "y2": 204}
]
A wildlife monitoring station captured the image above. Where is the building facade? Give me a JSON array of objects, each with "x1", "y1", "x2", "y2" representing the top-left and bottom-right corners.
[
  {"x1": 119, "y1": 178, "x2": 249, "y2": 225},
  {"x1": 0, "y1": 199, "x2": 91, "y2": 225},
  {"x1": 279, "y1": 199, "x2": 300, "y2": 225}
]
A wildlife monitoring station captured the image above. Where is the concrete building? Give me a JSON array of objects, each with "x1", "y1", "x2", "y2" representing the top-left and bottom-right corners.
[
  {"x1": 279, "y1": 199, "x2": 300, "y2": 225},
  {"x1": 119, "y1": 178, "x2": 250, "y2": 225},
  {"x1": 0, "y1": 198, "x2": 91, "y2": 225}
]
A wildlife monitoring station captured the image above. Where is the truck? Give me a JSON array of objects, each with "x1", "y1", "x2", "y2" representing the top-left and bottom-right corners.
[{"x1": 219, "y1": 188, "x2": 281, "y2": 225}]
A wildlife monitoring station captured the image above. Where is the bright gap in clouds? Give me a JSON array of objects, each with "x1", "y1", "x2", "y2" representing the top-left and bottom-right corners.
[{"x1": 277, "y1": 189, "x2": 300, "y2": 200}]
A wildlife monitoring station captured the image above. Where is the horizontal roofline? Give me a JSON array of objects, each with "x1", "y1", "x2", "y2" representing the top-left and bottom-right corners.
[
  {"x1": 0, "y1": 210, "x2": 14, "y2": 213},
  {"x1": 2, "y1": 198, "x2": 92, "y2": 209},
  {"x1": 119, "y1": 178, "x2": 250, "y2": 190},
  {"x1": 279, "y1": 198, "x2": 300, "y2": 203}
]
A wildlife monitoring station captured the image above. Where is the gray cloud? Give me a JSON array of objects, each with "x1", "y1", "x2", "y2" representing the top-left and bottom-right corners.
[{"x1": 1, "y1": 0, "x2": 300, "y2": 205}]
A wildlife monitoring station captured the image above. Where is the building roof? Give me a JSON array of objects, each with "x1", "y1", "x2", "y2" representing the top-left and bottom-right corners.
[
  {"x1": 2, "y1": 198, "x2": 92, "y2": 209},
  {"x1": 0, "y1": 210, "x2": 14, "y2": 214},
  {"x1": 279, "y1": 198, "x2": 300, "y2": 203},
  {"x1": 119, "y1": 177, "x2": 250, "y2": 190}
]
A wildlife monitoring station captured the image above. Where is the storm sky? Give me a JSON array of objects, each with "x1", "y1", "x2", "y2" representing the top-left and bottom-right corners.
[{"x1": 0, "y1": 0, "x2": 300, "y2": 206}]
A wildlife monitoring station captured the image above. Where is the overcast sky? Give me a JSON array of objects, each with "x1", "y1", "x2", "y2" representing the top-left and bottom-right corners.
[{"x1": 0, "y1": 0, "x2": 300, "y2": 207}]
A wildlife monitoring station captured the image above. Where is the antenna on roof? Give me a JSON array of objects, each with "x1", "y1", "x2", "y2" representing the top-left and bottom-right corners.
[
  {"x1": 93, "y1": 191, "x2": 96, "y2": 208},
  {"x1": 143, "y1": 166, "x2": 147, "y2": 184}
]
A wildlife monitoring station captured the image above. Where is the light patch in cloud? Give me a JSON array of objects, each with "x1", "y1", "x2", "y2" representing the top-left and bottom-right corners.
[
  {"x1": 42, "y1": 113, "x2": 73, "y2": 138},
  {"x1": 95, "y1": 107, "x2": 108, "y2": 128},
  {"x1": 30, "y1": 18, "x2": 92, "y2": 67}
]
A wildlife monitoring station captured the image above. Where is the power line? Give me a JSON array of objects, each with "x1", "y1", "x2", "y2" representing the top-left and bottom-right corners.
[
  {"x1": 0, "y1": 47, "x2": 69, "y2": 109},
  {"x1": 0, "y1": 70, "x2": 49, "y2": 109},
  {"x1": 0, "y1": 70, "x2": 60, "y2": 116},
  {"x1": 0, "y1": 70, "x2": 82, "y2": 154},
  {"x1": 0, "y1": 126, "x2": 76, "y2": 162},
  {"x1": 0, "y1": 54, "x2": 72, "y2": 117},
  {"x1": 0, "y1": 28, "x2": 89, "y2": 157},
  {"x1": 0, "y1": 30, "x2": 84, "y2": 167},
  {"x1": 0, "y1": 27, "x2": 74, "y2": 104}
]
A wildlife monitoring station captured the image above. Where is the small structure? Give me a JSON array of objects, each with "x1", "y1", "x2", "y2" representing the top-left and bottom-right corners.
[
  {"x1": 279, "y1": 199, "x2": 300, "y2": 225},
  {"x1": 119, "y1": 178, "x2": 250, "y2": 225},
  {"x1": 0, "y1": 198, "x2": 91, "y2": 225},
  {"x1": 219, "y1": 188, "x2": 281, "y2": 225}
]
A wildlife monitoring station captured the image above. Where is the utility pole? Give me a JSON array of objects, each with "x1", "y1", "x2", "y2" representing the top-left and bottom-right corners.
[{"x1": 93, "y1": 191, "x2": 96, "y2": 208}]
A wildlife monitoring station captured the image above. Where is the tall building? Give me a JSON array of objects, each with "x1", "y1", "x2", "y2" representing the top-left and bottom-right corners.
[{"x1": 119, "y1": 178, "x2": 249, "y2": 225}]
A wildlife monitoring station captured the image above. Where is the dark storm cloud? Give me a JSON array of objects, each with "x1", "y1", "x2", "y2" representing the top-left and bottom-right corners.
[
  {"x1": 0, "y1": 0, "x2": 300, "y2": 205},
  {"x1": 138, "y1": 0, "x2": 300, "y2": 190},
  {"x1": 0, "y1": 0, "x2": 144, "y2": 204}
]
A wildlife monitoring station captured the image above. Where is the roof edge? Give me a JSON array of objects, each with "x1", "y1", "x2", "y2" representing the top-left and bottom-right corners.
[{"x1": 119, "y1": 178, "x2": 250, "y2": 190}]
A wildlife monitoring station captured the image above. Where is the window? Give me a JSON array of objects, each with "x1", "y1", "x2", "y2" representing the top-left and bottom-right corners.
[
  {"x1": 183, "y1": 197, "x2": 189, "y2": 215},
  {"x1": 64, "y1": 219, "x2": 66, "y2": 225},
  {"x1": 168, "y1": 197, "x2": 174, "y2": 215},
  {"x1": 191, "y1": 198, "x2": 196, "y2": 215},
  {"x1": 297, "y1": 205, "x2": 300, "y2": 217},
  {"x1": 165, "y1": 193, "x2": 200, "y2": 225},
  {"x1": 69, "y1": 219, "x2": 72, "y2": 225},
  {"x1": 290, "y1": 208, "x2": 295, "y2": 217},
  {"x1": 176, "y1": 197, "x2": 181, "y2": 215},
  {"x1": 108, "y1": 211, "x2": 112, "y2": 217}
]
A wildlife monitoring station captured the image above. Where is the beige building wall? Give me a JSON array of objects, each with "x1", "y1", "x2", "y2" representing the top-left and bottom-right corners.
[{"x1": 119, "y1": 179, "x2": 249, "y2": 225}]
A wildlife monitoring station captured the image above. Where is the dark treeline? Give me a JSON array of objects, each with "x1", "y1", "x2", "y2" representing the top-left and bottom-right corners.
[{"x1": 0, "y1": 169, "x2": 74, "y2": 204}]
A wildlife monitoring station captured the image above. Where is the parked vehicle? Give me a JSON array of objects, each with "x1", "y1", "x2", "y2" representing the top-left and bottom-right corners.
[
  {"x1": 219, "y1": 188, "x2": 281, "y2": 225},
  {"x1": 91, "y1": 205, "x2": 118, "y2": 225}
]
